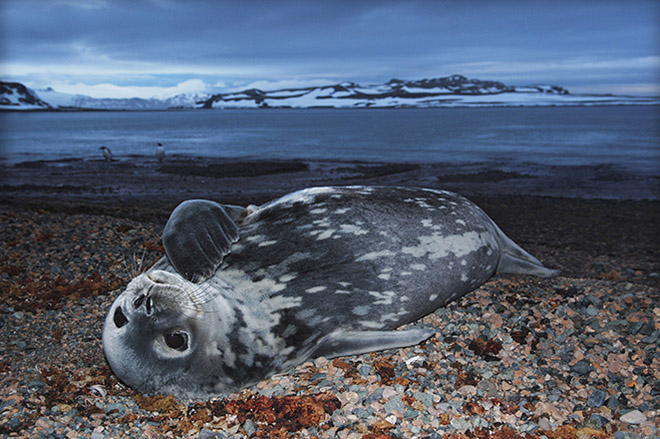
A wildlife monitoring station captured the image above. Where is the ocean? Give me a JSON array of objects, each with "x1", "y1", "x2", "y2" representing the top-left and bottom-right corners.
[{"x1": 1, "y1": 106, "x2": 659, "y2": 177}]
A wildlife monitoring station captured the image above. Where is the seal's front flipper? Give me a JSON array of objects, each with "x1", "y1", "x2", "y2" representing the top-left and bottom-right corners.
[
  {"x1": 162, "y1": 199, "x2": 246, "y2": 282},
  {"x1": 310, "y1": 328, "x2": 435, "y2": 359}
]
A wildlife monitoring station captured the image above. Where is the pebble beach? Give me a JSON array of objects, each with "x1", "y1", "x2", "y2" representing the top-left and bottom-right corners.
[{"x1": 1, "y1": 157, "x2": 658, "y2": 438}]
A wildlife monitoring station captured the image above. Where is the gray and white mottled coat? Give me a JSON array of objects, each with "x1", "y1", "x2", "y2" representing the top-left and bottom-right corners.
[{"x1": 102, "y1": 186, "x2": 558, "y2": 398}]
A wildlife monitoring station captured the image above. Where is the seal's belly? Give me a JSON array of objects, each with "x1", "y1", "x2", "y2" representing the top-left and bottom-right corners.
[{"x1": 221, "y1": 187, "x2": 500, "y2": 333}]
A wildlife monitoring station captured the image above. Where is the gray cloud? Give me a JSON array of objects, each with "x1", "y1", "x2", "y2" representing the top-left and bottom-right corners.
[{"x1": 1, "y1": 0, "x2": 658, "y2": 95}]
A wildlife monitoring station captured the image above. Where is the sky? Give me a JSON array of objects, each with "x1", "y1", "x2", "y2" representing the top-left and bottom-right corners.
[{"x1": 1, "y1": 0, "x2": 659, "y2": 98}]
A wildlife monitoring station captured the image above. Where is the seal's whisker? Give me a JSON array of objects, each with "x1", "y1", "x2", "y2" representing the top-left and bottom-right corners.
[{"x1": 137, "y1": 248, "x2": 148, "y2": 274}]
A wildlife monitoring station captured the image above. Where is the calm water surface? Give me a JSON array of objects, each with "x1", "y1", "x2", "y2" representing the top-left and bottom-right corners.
[{"x1": 1, "y1": 107, "x2": 659, "y2": 176}]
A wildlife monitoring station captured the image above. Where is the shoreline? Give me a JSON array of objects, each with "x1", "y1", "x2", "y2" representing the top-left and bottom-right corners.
[{"x1": 2, "y1": 155, "x2": 659, "y2": 202}]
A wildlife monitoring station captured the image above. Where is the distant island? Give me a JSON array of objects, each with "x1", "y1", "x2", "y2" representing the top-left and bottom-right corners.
[{"x1": 2, "y1": 75, "x2": 658, "y2": 111}]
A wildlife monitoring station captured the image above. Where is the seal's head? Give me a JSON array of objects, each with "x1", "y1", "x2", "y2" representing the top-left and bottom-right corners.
[{"x1": 102, "y1": 270, "x2": 234, "y2": 398}]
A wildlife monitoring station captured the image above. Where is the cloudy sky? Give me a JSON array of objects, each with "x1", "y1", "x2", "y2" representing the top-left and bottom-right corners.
[{"x1": 1, "y1": 0, "x2": 658, "y2": 98}]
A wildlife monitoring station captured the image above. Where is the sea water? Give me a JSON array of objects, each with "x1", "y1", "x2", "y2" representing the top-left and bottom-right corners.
[{"x1": 1, "y1": 106, "x2": 659, "y2": 178}]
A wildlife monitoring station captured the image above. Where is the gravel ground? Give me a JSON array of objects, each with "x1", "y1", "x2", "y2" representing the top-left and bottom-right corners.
[{"x1": 1, "y1": 161, "x2": 659, "y2": 438}]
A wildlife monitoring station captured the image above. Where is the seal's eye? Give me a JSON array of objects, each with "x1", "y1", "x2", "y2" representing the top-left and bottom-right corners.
[{"x1": 164, "y1": 332, "x2": 188, "y2": 351}]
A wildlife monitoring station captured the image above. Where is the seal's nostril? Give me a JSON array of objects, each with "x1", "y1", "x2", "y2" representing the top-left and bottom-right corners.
[
  {"x1": 133, "y1": 294, "x2": 145, "y2": 309},
  {"x1": 113, "y1": 307, "x2": 128, "y2": 328}
]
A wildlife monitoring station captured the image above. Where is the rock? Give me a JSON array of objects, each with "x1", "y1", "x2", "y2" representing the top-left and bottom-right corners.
[
  {"x1": 384, "y1": 396, "x2": 405, "y2": 413},
  {"x1": 537, "y1": 419, "x2": 552, "y2": 433},
  {"x1": 606, "y1": 395, "x2": 620, "y2": 410},
  {"x1": 382, "y1": 387, "x2": 397, "y2": 399},
  {"x1": 628, "y1": 321, "x2": 644, "y2": 335},
  {"x1": 586, "y1": 389, "x2": 607, "y2": 407},
  {"x1": 456, "y1": 385, "x2": 477, "y2": 396},
  {"x1": 331, "y1": 412, "x2": 349, "y2": 428},
  {"x1": 414, "y1": 392, "x2": 434, "y2": 408},
  {"x1": 571, "y1": 359, "x2": 594, "y2": 375},
  {"x1": 613, "y1": 432, "x2": 641, "y2": 439},
  {"x1": 199, "y1": 429, "x2": 227, "y2": 439},
  {"x1": 619, "y1": 409, "x2": 647, "y2": 424},
  {"x1": 579, "y1": 414, "x2": 608, "y2": 428},
  {"x1": 585, "y1": 305, "x2": 599, "y2": 316},
  {"x1": 477, "y1": 379, "x2": 498, "y2": 396},
  {"x1": 450, "y1": 417, "x2": 471, "y2": 430},
  {"x1": 243, "y1": 419, "x2": 256, "y2": 436}
]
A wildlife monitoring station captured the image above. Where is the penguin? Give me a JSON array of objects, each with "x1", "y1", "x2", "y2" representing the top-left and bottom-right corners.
[
  {"x1": 99, "y1": 146, "x2": 112, "y2": 162},
  {"x1": 156, "y1": 143, "x2": 165, "y2": 164}
]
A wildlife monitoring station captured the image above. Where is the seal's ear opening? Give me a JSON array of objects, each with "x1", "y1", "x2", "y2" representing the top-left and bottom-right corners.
[{"x1": 113, "y1": 307, "x2": 128, "y2": 328}]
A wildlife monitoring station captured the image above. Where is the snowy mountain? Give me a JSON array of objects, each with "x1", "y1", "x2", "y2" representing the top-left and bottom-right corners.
[
  {"x1": 201, "y1": 75, "x2": 658, "y2": 108},
  {"x1": 35, "y1": 87, "x2": 208, "y2": 110},
  {"x1": 0, "y1": 82, "x2": 51, "y2": 110},
  {"x1": 2, "y1": 76, "x2": 658, "y2": 110}
]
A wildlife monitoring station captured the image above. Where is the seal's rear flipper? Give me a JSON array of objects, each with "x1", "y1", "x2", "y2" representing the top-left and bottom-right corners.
[
  {"x1": 310, "y1": 328, "x2": 435, "y2": 359},
  {"x1": 494, "y1": 223, "x2": 560, "y2": 278}
]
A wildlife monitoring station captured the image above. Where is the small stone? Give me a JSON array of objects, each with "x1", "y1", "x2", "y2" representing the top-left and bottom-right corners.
[
  {"x1": 404, "y1": 409, "x2": 418, "y2": 419},
  {"x1": 619, "y1": 409, "x2": 646, "y2": 424},
  {"x1": 365, "y1": 387, "x2": 384, "y2": 403},
  {"x1": 243, "y1": 419, "x2": 256, "y2": 436},
  {"x1": 450, "y1": 417, "x2": 471, "y2": 430},
  {"x1": 456, "y1": 385, "x2": 477, "y2": 396},
  {"x1": 8, "y1": 416, "x2": 21, "y2": 429},
  {"x1": 571, "y1": 359, "x2": 594, "y2": 376},
  {"x1": 589, "y1": 414, "x2": 608, "y2": 427},
  {"x1": 606, "y1": 395, "x2": 619, "y2": 410},
  {"x1": 258, "y1": 384, "x2": 282, "y2": 397},
  {"x1": 414, "y1": 392, "x2": 434, "y2": 408},
  {"x1": 477, "y1": 379, "x2": 498, "y2": 396},
  {"x1": 587, "y1": 389, "x2": 607, "y2": 407},
  {"x1": 628, "y1": 321, "x2": 644, "y2": 335},
  {"x1": 28, "y1": 379, "x2": 47, "y2": 389},
  {"x1": 638, "y1": 402, "x2": 652, "y2": 412},
  {"x1": 331, "y1": 412, "x2": 349, "y2": 428},
  {"x1": 585, "y1": 305, "x2": 599, "y2": 316},
  {"x1": 104, "y1": 403, "x2": 125, "y2": 416},
  {"x1": 538, "y1": 418, "x2": 551, "y2": 431},
  {"x1": 355, "y1": 407, "x2": 372, "y2": 419},
  {"x1": 382, "y1": 387, "x2": 397, "y2": 400},
  {"x1": 384, "y1": 396, "x2": 405, "y2": 413},
  {"x1": 579, "y1": 414, "x2": 608, "y2": 429},
  {"x1": 199, "y1": 429, "x2": 226, "y2": 439}
]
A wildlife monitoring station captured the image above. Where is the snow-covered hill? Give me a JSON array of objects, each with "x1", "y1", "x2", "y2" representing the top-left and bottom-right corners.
[
  {"x1": 0, "y1": 82, "x2": 51, "y2": 110},
  {"x1": 35, "y1": 88, "x2": 208, "y2": 110},
  {"x1": 201, "y1": 75, "x2": 659, "y2": 108},
  {"x1": 3, "y1": 76, "x2": 658, "y2": 110}
]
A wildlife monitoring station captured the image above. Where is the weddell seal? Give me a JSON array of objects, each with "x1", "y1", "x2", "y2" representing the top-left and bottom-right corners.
[{"x1": 103, "y1": 186, "x2": 558, "y2": 398}]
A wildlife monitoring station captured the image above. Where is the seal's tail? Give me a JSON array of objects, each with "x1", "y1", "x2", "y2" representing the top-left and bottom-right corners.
[{"x1": 493, "y1": 223, "x2": 560, "y2": 278}]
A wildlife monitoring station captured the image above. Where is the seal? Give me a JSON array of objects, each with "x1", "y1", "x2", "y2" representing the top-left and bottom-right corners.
[{"x1": 103, "y1": 186, "x2": 558, "y2": 398}]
